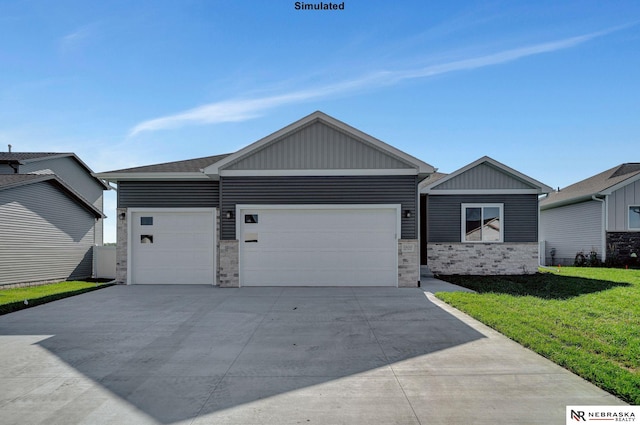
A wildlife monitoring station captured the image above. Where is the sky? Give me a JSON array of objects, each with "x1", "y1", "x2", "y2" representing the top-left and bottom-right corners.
[{"x1": 1, "y1": 0, "x2": 639, "y2": 243}]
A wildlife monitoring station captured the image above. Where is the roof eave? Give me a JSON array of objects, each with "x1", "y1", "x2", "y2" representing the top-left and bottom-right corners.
[
  {"x1": 0, "y1": 175, "x2": 104, "y2": 218},
  {"x1": 540, "y1": 194, "x2": 597, "y2": 210},
  {"x1": 92, "y1": 172, "x2": 211, "y2": 182}
]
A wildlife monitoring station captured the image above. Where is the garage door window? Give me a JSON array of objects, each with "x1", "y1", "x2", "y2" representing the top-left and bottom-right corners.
[{"x1": 140, "y1": 217, "x2": 153, "y2": 226}]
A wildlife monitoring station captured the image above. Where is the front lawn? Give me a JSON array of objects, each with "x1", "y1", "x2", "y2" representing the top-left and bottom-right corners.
[
  {"x1": 436, "y1": 267, "x2": 640, "y2": 404},
  {"x1": 0, "y1": 281, "x2": 114, "y2": 315}
]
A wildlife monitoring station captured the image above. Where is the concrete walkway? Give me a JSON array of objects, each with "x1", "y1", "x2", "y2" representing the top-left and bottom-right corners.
[{"x1": 0, "y1": 282, "x2": 624, "y2": 425}]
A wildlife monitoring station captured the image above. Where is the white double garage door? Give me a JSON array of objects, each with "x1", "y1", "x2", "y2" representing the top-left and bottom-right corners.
[{"x1": 130, "y1": 205, "x2": 400, "y2": 286}]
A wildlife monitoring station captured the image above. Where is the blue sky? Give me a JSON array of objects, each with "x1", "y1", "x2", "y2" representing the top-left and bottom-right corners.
[{"x1": 1, "y1": 0, "x2": 639, "y2": 243}]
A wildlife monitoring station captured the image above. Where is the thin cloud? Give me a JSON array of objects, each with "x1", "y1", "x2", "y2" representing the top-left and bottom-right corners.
[{"x1": 128, "y1": 27, "x2": 618, "y2": 137}]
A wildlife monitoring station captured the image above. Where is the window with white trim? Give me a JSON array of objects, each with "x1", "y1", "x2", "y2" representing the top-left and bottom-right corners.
[
  {"x1": 629, "y1": 206, "x2": 640, "y2": 230},
  {"x1": 461, "y1": 203, "x2": 504, "y2": 242}
]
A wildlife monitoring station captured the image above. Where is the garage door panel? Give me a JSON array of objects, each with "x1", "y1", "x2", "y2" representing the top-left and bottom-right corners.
[
  {"x1": 145, "y1": 232, "x2": 213, "y2": 247},
  {"x1": 244, "y1": 249, "x2": 395, "y2": 268},
  {"x1": 243, "y1": 269, "x2": 397, "y2": 287},
  {"x1": 240, "y1": 207, "x2": 398, "y2": 287},
  {"x1": 135, "y1": 249, "x2": 213, "y2": 265},
  {"x1": 134, "y1": 267, "x2": 213, "y2": 285},
  {"x1": 251, "y1": 230, "x2": 395, "y2": 249}
]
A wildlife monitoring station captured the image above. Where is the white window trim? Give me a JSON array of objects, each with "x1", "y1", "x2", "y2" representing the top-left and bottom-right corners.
[
  {"x1": 629, "y1": 205, "x2": 640, "y2": 230},
  {"x1": 461, "y1": 203, "x2": 504, "y2": 243}
]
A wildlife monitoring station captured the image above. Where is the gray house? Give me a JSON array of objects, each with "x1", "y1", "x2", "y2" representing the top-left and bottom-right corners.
[
  {"x1": 540, "y1": 163, "x2": 640, "y2": 266},
  {"x1": 96, "y1": 111, "x2": 551, "y2": 286},
  {"x1": 0, "y1": 153, "x2": 107, "y2": 286}
]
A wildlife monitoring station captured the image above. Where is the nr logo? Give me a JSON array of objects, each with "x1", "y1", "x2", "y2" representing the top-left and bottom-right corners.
[{"x1": 571, "y1": 410, "x2": 586, "y2": 421}]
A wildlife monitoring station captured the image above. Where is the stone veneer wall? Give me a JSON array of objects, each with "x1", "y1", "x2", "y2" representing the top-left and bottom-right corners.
[
  {"x1": 398, "y1": 239, "x2": 419, "y2": 287},
  {"x1": 427, "y1": 242, "x2": 538, "y2": 275},
  {"x1": 606, "y1": 232, "x2": 640, "y2": 265},
  {"x1": 116, "y1": 207, "x2": 128, "y2": 284},
  {"x1": 219, "y1": 240, "x2": 239, "y2": 287}
]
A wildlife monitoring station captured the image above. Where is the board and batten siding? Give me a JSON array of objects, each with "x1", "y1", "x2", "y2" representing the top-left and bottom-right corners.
[
  {"x1": 0, "y1": 182, "x2": 96, "y2": 285},
  {"x1": 431, "y1": 163, "x2": 535, "y2": 190},
  {"x1": 117, "y1": 181, "x2": 220, "y2": 208},
  {"x1": 608, "y1": 180, "x2": 640, "y2": 231},
  {"x1": 427, "y1": 194, "x2": 539, "y2": 243},
  {"x1": 224, "y1": 121, "x2": 413, "y2": 171},
  {"x1": 540, "y1": 200, "x2": 603, "y2": 265},
  {"x1": 220, "y1": 175, "x2": 418, "y2": 240}
]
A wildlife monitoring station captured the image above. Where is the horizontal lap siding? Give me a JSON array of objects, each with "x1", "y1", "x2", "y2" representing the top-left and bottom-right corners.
[
  {"x1": 221, "y1": 176, "x2": 417, "y2": 240},
  {"x1": 427, "y1": 194, "x2": 538, "y2": 242},
  {"x1": 540, "y1": 200, "x2": 602, "y2": 264},
  {"x1": 0, "y1": 182, "x2": 95, "y2": 285},
  {"x1": 117, "y1": 181, "x2": 219, "y2": 208}
]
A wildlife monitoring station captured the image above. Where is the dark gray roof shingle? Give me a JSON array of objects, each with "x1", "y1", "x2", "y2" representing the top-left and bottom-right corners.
[
  {"x1": 104, "y1": 154, "x2": 231, "y2": 173},
  {"x1": 0, "y1": 152, "x2": 72, "y2": 163},
  {"x1": 541, "y1": 163, "x2": 640, "y2": 208}
]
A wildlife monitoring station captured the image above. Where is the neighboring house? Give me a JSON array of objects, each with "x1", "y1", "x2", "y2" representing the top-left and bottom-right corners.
[
  {"x1": 0, "y1": 153, "x2": 108, "y2": 286},
  {"x1": 96, "y1": 111, "x2": 551, "y2": 287},
  {"x1": 540, "y1": 163, "x2": 640, "y2": 266},
  {"x1": 420, "y1": 157, "x2": 552, "y2": 275}
]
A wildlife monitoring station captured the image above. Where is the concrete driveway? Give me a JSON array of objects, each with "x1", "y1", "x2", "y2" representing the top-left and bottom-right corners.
[{"x1": 0, "y1": 282, "x2": 624, "y2": 425}]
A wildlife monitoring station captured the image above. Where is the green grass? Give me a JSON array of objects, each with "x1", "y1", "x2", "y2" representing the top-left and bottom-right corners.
[
  {"x1": 0, "y1": 281, "x2": 114, "y2": 315},
  {"x1": 436, "y1": 267, "x2": 640, "y2": 405}
]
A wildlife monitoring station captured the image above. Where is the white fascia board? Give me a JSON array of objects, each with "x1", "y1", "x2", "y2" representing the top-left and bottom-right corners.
[
  {"x1": 539, "y1": 194, "x2": 595, "y2": 211},
  {"x1": 220, "y1": 168, "x2": 417, "y2": 177},
  {"x1": 421, "y1": 156, "x2": 553, "y2": 193},
  {"x1": 599, "y1": 172, "x2": 640, "y2": 195},
  {"x1": 92, "y1": 172, "x2": 211, "y2": 182},
  {"x1": 204, "y1": 111, "x2": 435, "y2": 176},
  {"x1": 422, "y1": 189, "x2": 543, "y2": 195}
]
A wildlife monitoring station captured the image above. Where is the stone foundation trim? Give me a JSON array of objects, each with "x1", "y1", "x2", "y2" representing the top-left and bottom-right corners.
[
  {"x1": 427, "y1": 242, "x2": 539, "y2": 275},
  {"x1": 116, "y1": 207, "x2": 128, "y2": 284},
  {"x1": 219, "y1": 240, "x2": 239, "y2": 287},
  {"x1": 398, "y1": 239, "x2": 419, "y2": 287}
]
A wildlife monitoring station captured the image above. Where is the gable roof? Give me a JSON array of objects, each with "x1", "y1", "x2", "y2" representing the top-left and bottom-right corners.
[
  {"x1": 420, "y1": 156, "x2": 552, "y2": 194},
  {"x1": 540, "y1": 163, "x2": 640, "y2": 209},
  {"x1": 95, "y1": 154, "x2": 231, "y2": 181},
  {"x1": 0, "y1": 174, "x2": 105, "y2": 218},
  {"x1": 0, "y1": 152, "x2": 110, "y2": 190},
  {"x1": 204, "y1": 111, "x2": 435, "y2": 177}
]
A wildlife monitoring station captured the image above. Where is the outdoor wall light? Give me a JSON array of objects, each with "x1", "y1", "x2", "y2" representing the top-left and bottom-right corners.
[
  {"x1": 118, "y1": 212, "x2": 126, "y2": 221},
  {"x1": 404, "y1": 210, "x2": 412, "y2": 218},
  {"x1": 225, "y1": 211, "x2": 235, "y2": 219}
]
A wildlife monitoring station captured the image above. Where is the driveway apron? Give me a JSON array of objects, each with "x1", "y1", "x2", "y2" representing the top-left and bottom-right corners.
[{"x1": 0, "y1": 283, "x2": 624, "y2": 425}]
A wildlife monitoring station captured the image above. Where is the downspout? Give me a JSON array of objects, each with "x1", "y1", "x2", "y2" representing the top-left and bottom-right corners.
[{"x1": 592, "y1": 195, "x2": 606, "y2": 262}]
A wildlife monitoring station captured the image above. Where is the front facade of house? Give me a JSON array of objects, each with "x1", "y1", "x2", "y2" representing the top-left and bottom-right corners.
[
  {"x1": 421, "y1": 157, "x2": 552, "y2": 275},
  {"x1": 97, "y1": 112, "x2": 551, "y2": 286},
  {"x1": 540, "y1": 163, "x2": 640, "y2": 266}
]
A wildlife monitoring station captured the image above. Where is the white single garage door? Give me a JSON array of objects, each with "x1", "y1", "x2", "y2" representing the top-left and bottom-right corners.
[
  {"x1": 239, "y1": 206, "x2": 399, "y2": 286},
  {"x1": 130, "y1": 209, "x2": 215, "y2": 284}
]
